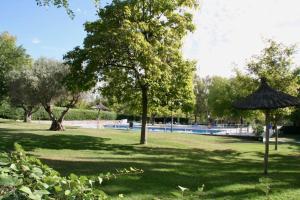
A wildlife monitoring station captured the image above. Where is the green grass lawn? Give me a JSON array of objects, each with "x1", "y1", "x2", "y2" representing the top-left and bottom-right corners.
[{"x1": 1, "y1": 119, "x2": 300, "y2": 199}]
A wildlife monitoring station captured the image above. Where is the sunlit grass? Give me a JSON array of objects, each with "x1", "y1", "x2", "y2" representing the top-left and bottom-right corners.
[{"x1": 0, "y1": 119, "x2": 300, "y2": 199}]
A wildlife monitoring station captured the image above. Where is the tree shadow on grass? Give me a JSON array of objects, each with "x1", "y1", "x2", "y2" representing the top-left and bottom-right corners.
[
  {"x1": 0, "y1": 128, "x2": 111, "y2": 151},
  {"x1": 1, "y1": 127, "x2": 300, "y2": 199},
  {"x1": 39, "y1": 149, "x2": 300, "y2": 199}
]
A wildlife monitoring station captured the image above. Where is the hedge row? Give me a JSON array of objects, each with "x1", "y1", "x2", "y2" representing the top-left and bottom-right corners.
[{"x1": 0, "y1": 102, "x2": 117, "y2": 120}]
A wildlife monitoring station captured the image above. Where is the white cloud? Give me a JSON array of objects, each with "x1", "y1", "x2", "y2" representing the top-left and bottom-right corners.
[
  {"x1": 32, "y1": 37, "x2": 41, "y2": 44},
  {"x1": 183, "y1": 0, "x2": 300, "y2": 77}
]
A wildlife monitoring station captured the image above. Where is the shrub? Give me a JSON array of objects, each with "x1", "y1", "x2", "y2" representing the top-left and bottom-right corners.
[
  {"x1": 0, "y1": 101, "x2": 117, "y2": 121},
  {"x1": 253, "y1": 124, "x2": 264, "y2": 137},
  {"x1": 0, "y1": 101, "x2": 23, "y2": 120},
  {"x1": 0, "y1": 144, "x2": 143, "y2": 200},
  {"x1": 32, "y1": 107, "x2": 117, "y2": 121}
]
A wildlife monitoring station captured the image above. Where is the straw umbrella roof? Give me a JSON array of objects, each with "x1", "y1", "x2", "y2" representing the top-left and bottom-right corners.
[
  {"x1": 91, "y1": 103, "x2": 109, "y2": 111},
  {"x1": 233, "y1": 78, "x2": 300, "y2": 110}
]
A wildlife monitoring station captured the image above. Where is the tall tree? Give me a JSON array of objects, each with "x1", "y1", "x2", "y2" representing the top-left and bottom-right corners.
[
  {"x1": 65, "y1": 0, "x2": 199, "y2": 144},
  {"x1": 0, "y1": 32, "x2": 31, "y2": 100},
  {"x1": 8, "y1": 69, "x2": 40, "y2": 122},
  {"x1": 193, "y1": 75, "x2": 210, "y2": 123},
  {"x1": 245, "y1": 39, "x2": 299, "y2": 150},
  {"x1": 246, "y1": 40, "x2": 298, "y2": 95},
  {"x1": 207, "y1": 74, "x2": 257, "y2": 123}
]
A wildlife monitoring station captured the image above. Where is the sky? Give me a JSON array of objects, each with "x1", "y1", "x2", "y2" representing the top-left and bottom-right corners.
[{"x1": 1, "y1": 0, "x2": 300, "y2": 77}]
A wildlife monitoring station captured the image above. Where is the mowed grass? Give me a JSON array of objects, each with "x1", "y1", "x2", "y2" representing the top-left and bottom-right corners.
[{"x1": 0, "y1": 119, "x2": 300, "y2": 199}]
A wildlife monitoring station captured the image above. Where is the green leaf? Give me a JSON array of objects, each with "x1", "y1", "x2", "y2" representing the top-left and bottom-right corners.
[
  {"x1": 34, "y1": 189, "x2": 50, "y2": 196},
  {"x1": 0, "y1": 174, "x2": 20, "y2": 186},
  {"x1": 21, "y1": 164, "x2": 30, "y2": 171},
  {"x1": 38, "y1": 181, "x2": 49, "y2": 189},
  {"x1": 28, "y1": 193, "x2": 42, "y2": 200},
  {"x1": 54, "y1": 185, "x2": 62, "y2": 192},
  {"x1": 79, "y1": 175, "x2": 88, "y2": 183},
  {"x1": 69, "y1": 173, "x2": 78, "y2": 181},
  {"x1": 32, "y1": 167, "x2": 43, "y2": 176},
  {"x1": 19, "y1": 186, "x2": 32, "y2": 195},
  {"x1": 64, "y1": 190, "x2": 71, "y2": 196},
  {"x1": 10, "y1": 164, "x2": 18, "y2": 171},
  {"x1": 0, "y1": 153, "x2": 10, "y2": 166}
]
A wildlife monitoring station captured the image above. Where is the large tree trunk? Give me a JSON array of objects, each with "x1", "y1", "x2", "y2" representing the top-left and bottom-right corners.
[
  {"x1": 22, "y1": 106, "x2": 39, "y2": 123},
  {"x1": 43, "y1": 94, "x2": 79, "y2": 131},
  {"x1": 140, "y1": 87, "x2": 148, "y2": 144},
  {"x1": 23, "y1": 111, "x2": 32, "y2": 123},
  {"x1": 44, "y1": 105, "x2": 65, "y2": 131},
  {"x1": 264, "y1": 110, "x2": 270, "y2": 175},
  {"x1": 50, "y1": 120, "x2": 64, "y2": 131}
]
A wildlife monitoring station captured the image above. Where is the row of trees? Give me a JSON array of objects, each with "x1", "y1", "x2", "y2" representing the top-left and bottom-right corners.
[
  {"x1": 0, "y1": 32, "x2": 88, "y2": 130},
  {"x1": 1, "y1": 0, "x2": 199, "y2": 145},
  {"x1": 193, "y1": 39, "x2": 300, "y2": 126},
  {"x1": 2, "y1": 0, "x2": 300, "y2": 145}
]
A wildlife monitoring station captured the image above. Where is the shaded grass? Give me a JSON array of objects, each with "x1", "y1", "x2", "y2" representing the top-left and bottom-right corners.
[{"x1": 0, "y1": 119, "x2": 300, "y2": 199}]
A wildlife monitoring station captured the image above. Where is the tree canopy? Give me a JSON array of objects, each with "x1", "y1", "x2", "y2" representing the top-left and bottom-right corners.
[
  {"x1": 8, "y1": 69, "x2": 40, "y2": 122},
  {"x1": 0, "y1": 32, "x2": 31, "y2": 100},
  {"x1": 33, "y1": 58, "x2": 83, "y2": 130},
  {"x1": 65, "y1": 0, "x2": 199, "y2": 144},
  {"x1": 245, "y1": 39, "x2": 299, "y2": 124}
]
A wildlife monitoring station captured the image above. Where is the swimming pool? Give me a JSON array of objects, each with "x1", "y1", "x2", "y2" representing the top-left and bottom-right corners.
[{"x1": 103, "y1": 124, "x2": 223, "y2": 134}]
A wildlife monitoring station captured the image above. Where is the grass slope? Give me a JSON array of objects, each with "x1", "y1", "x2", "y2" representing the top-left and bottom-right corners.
[{"x1": 0, "y1": 119, "x2": 300, "y2": 199}]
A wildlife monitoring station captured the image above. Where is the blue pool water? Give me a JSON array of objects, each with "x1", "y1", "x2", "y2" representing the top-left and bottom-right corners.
[{"x1": 103, "y1": 124, "x2": 222, "y2": 134}]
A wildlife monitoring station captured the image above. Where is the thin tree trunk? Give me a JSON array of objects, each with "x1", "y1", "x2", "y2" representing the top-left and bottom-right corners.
[
  {"x1": 151, "y1": 114, "x2": 155, "y2": 125},
  {"x1": 264, "y1": 110, "x2": 270, "y2": 175},
  {"x1": 171, "y1": 109, "x2": 173, "y2": 133},
  {"x1": 140, "y1": 87, "x2": 148, "y2": 144}
]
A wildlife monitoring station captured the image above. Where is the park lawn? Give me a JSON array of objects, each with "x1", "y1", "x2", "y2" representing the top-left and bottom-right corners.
[{"x1": 0, "y1": 119, "x2": 300, "y2": 199}]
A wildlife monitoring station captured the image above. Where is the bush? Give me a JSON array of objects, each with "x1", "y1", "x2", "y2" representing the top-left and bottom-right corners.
[
  {"x1": 0, "y1": 101, "x2": 117, "y2": 121},
  {"x1": 253, "y1": 124, "x2": 264, "y2": 137},
  {"x1": 0, "y1": 101, "x2": 23, "y2": 120},
  {"x1": 32, "y1": 108, "x2": 117, "y2": 121},
  {"x1": 0, "y1": 144, "x2": 143, "y2": 200}
]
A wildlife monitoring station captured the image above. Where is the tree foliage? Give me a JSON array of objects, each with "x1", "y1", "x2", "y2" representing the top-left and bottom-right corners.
[
  {"x1": 193, "y1": 75, "x2": 210, "y2": 123},
  {"x1": 0, "y1": 32, "x2": 31, "y2": 100},
  {"x1": 246, "y1": 39, "x2": 298, "y2": 95},
  {"x1": 245, "y1": 39, "x2": 299, "y2": 124},
  {"x1": 206, "y1": 74, "x2": 259, "y2": 123},
  {"x1": 65, "y1": 0, "x2": 199, "y2": 144},
  {"x1": 33, "y1": 58, "x2": 82, "y2": 131},
  {"x1": 8, "y1": 69, "x2": 40, "y2": 122}
]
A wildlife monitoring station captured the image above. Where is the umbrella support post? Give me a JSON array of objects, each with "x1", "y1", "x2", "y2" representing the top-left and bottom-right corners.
[
  {"x1": 275, "y1": 126, "x2": 278, "y2": 150},
  {"x1": 264, "y1": 110, "x2": 270, "y2": 175}
]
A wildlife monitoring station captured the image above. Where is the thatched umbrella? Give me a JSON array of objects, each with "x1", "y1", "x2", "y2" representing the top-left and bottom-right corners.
[
  {"x1": 92, "y1": 103, "x2": 110, "y2": 129},
  {"x1": 91, "y1": 103, "x2": 109, "y2": 111},
  {"x1": 233, "y1": 77, "x2": 300, "y2": 175}
]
